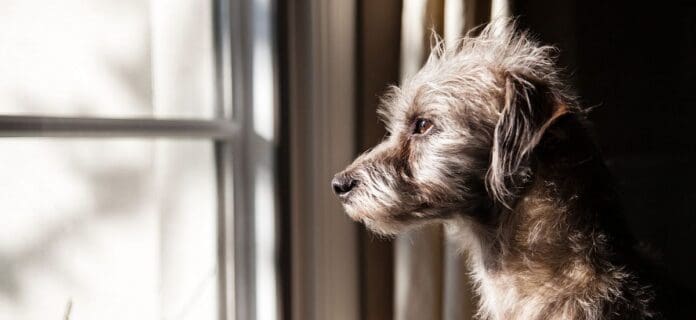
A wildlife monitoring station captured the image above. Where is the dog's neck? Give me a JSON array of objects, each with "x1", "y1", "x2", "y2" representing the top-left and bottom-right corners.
[{"x1": 450, "y1": 116, "x2": 653, "y2": 319}]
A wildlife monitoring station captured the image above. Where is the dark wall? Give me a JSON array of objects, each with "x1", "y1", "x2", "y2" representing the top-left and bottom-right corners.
[{"x1": 515, "y1": 0, "x2": 696, "y2": 292}]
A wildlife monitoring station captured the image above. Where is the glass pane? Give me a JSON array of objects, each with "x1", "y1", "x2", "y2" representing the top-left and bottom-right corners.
[
  {"x1": 0, "y1": 0, "x2": 216, "y2": 119},
  {"x1": 0, "y1": 139, "x2": 219, "y2": 320}
]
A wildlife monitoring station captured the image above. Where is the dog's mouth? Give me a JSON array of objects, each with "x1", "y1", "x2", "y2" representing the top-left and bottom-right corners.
[
  {"x1": 360, "y1": 216, "x2": 408, "y2": 235},
  {"x1": 357, "y1": 210, "x2": 436, "y2": 235},
  {"x1": 339, "y1": 194, "x2": 438, "y2": 235},
  {"x1": 339, "y1": 199, "x2": 369, "y2": 221},
  {"x1": 335, "y1": 191, "x2": 356, "y2": 204},
  {"x1": 346, "y1": 208, "x2": 409, "y2": 235}
]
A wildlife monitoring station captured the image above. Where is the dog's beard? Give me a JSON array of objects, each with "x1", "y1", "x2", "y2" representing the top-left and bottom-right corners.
[
  {"x1": 341, "y1": 191, "x2": 445, "y2": 235},
  {"x1": 341, "y1": 192, "x2": 407, "y2": 235}
]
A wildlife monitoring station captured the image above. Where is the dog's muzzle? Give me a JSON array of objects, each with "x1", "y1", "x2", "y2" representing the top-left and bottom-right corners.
[{"x1": 331, "y1": 172, "x2": 359, "y2": 199}]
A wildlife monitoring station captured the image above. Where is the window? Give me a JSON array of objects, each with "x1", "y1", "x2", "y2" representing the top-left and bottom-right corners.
[{"x1": 0, "y1": 0, "x2": 262, "y2": 319}]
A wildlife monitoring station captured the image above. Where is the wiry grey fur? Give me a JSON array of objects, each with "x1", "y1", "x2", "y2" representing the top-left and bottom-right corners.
[{"x1": 332, "y1": 20, "x2": 660, "y2": 319}]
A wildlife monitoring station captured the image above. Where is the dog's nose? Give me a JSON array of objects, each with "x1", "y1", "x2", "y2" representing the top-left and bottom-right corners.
[{"x1": 332, "y1": 173, "x2": 358, "y2": 196}]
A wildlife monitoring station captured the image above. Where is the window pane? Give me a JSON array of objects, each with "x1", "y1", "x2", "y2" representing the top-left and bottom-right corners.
[
  {"x1": 0, "y1": 0, "x2": 216, "y2": 119},
  {"x1": 0, "y1": 139, "x2": 219, "y2": 320}
]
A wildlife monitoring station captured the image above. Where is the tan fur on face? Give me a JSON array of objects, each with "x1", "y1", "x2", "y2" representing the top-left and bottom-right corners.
[{"x1": 334, "y1": 19, "x2": 658, "y2": 319}]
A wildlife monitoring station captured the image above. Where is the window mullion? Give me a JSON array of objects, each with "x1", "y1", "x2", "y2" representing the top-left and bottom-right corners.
[{"x1": 0, "y1": 115, "x2": 238, "y2": 139}]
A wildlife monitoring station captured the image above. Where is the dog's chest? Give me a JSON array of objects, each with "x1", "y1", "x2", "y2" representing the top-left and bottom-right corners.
[
  {"x1": 476, "y1": 273, "x2": 521, "y2": 320},
  {"x1": 474, "y1": 272, "x2": 563, "y2": 320}
]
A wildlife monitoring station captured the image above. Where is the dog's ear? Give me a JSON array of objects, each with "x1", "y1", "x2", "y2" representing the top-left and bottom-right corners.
[{"x1": 487, "y1": 73, "x2": 568, "y2": 205}]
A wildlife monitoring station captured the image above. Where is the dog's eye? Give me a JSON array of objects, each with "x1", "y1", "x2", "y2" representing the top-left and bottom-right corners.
[{"x1": 413, "y1": 118, "x2": 433, "y2": 135}]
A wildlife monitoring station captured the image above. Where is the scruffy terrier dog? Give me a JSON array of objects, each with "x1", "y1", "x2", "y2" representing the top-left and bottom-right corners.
[{"x1": 332, "y1": 22, "x2": 665, "y2": 319}]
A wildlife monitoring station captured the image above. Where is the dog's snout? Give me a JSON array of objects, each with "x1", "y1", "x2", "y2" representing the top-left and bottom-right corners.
[{"x1": 332, "y1": 173, "x2": 358, "y2": 197}]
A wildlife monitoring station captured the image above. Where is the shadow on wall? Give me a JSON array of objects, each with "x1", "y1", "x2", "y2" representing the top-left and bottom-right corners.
[{"x1": 514, "y1": 0, "x2": 696, "y2": 292}]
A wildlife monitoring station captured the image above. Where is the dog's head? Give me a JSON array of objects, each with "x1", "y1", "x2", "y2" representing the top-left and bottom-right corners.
[{"x1": 332, "y1": 22, "x2": 572, "y2": 235}]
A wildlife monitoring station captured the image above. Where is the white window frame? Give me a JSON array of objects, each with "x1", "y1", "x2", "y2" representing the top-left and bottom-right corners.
[{"x1": 0, "y1": 0, "x2": 280, "y2": 319}]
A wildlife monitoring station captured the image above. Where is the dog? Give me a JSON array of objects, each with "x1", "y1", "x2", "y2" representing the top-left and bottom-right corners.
[{"x1": 331, "y1": 21, "x2": 666, "y2": 319}]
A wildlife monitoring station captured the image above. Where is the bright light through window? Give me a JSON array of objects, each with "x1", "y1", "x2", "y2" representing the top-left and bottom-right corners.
[
  {"x1": 0, "y1": 0, "x2": 215, "y2": 119},
  {"x1": 0, "y1": 0, "x2": 228, "y2": 320},
  {"x1": 0, "y1": 140, "x2": 219, "y2": 320}
]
